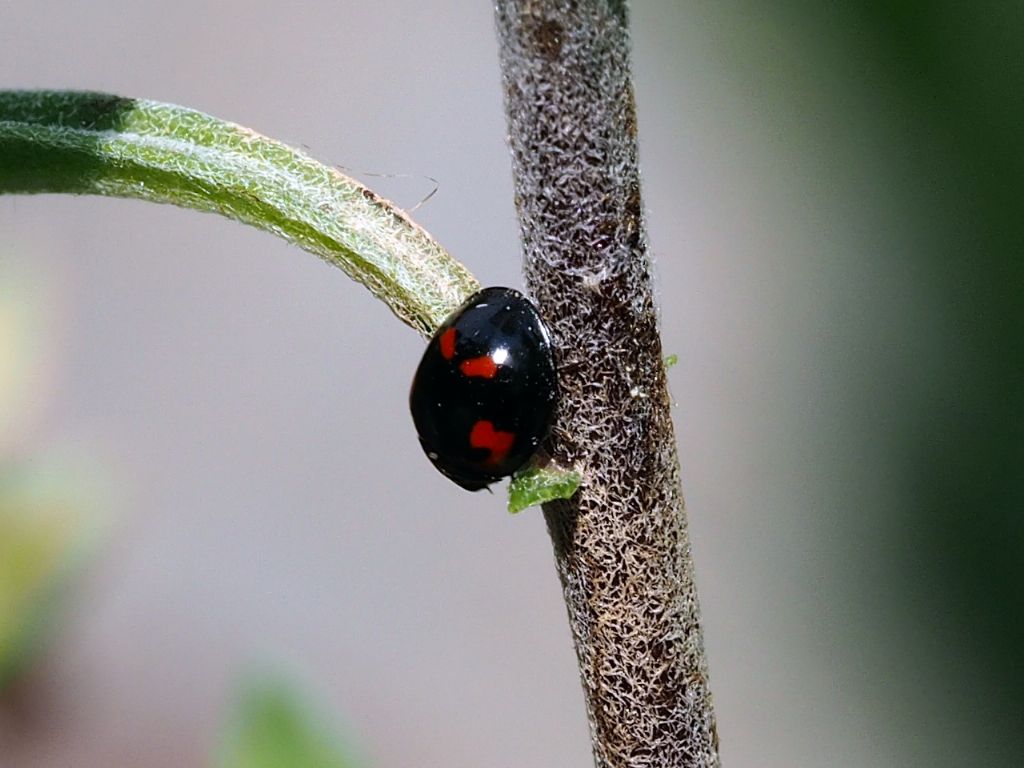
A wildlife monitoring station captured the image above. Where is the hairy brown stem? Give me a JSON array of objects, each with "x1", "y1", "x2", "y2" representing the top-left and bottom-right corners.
[{"x1": 493, "y1": 2, "x2": 719, "y2": 766}]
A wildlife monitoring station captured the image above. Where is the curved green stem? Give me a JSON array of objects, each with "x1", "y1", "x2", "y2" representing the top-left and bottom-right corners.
[
  {"x1": 0, "y1": 90, "x2": 478, "y2": 336},
  {"x1": 0, "y1": 89, "x2": 577, "y2": 511}
]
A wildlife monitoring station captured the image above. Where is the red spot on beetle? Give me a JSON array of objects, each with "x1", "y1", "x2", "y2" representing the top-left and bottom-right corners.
[
  {"x1": 469, "y1": 420, "x2": 515, "y2": 465},
  {"x1": 439, "y1": 328, "x2": 457, "y2": 360},
  {"x1": 459, "y1": 356, "x2": 499, "y2": 379}
]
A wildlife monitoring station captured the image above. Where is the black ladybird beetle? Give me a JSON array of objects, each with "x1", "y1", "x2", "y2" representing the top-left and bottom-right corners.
[{"x1": 409, "y1": 287, "x2": 558, "y2": 490}]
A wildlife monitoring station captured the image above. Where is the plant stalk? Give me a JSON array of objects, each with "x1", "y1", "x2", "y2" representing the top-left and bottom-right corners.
[
  {"x1": 493, "y1": 2, "x2": 720, "y2": 766},
  {"x1": 0, "y1": 91, "x2": 478, "y2": 337}
]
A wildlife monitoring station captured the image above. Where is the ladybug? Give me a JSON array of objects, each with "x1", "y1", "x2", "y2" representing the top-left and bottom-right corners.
[{"x1": 409, "y1": 287, "x2": 558, "y2": 490}]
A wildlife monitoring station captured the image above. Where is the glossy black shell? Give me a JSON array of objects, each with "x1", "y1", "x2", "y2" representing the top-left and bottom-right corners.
[{"x1": 409, "y1": 287, "x2": 558, "y2": 490}]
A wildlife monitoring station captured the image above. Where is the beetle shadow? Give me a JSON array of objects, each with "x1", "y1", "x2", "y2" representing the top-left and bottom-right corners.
[{"x1": 541, "y1": 496, "x2": 579, "y2": 561}]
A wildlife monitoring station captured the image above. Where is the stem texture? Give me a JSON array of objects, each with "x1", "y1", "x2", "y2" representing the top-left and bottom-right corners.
[{"x1": 494, "y1": 3, "x2": 720, "y2": 766}]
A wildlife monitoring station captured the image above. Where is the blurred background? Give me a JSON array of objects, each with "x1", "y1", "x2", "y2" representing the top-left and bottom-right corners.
[{"x1": 1, "y1": 1, "x2": 1022, "y2": 766}]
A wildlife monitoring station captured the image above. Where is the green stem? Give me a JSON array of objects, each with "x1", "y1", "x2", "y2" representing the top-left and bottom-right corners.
[
  {"x1": 0, "y1": 90, "x2": 478, "y2": 336},
  {"x1": 0, "y1": 89, "x2": 576, "y2": 510}
]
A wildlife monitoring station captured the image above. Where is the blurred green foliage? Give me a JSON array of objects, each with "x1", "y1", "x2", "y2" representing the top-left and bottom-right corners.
[
  {"x1": 0, "y1": 462, "x2": 104, "y2": 688},
  {"x1": 217, "y1": 676, "x2": 360, "y2": 768},
  {"x1": 1, "y1": 258, "x2": 107, "y2": 690},
  {"x1": 776, "y1": 1, "x2": 1023, "y2": 762},
  {"x1": 677, "y1": 2, "x2": 1022, "y2": 762}
]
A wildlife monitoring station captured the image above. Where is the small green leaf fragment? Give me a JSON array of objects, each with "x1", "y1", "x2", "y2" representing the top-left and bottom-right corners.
[
  {"x1": 507, "y1": 465, "x2": 582, "y2": 514},
  {"x1": 218, "y1": 676, "x2": 360, "y2": 768},
  {"x1": 664, "y1": 353, "x2": 678, "y2": 369}
]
